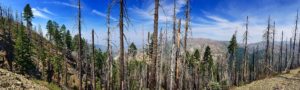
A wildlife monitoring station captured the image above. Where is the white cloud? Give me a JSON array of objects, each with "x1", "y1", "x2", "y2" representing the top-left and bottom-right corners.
[
  {"x1": 50, "y1": 1, "x2": 79, "y2": 8},
  {"x1": 130, "y1": 0, "x2": 186, "y2": 23},
  {"x1": 92, "y1": 9, "x2": 117, "y2": 21},
  {"x1": 39, "y1": 8, "x2": 55, "y2": 16},
  {"x1": 32, "y1": 8, "x2": 50, "y2": 19}
]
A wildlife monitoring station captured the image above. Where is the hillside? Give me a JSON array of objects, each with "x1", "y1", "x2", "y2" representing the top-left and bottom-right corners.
[
  {"x1": 233, "y1": 68, "x2": 300, "y2": 90},
  {"x1": 0, "y1": 68, "x2": 49, "y2": 90}
]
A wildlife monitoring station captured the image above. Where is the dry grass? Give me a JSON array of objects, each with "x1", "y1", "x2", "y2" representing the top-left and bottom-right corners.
[{"x1": 232, "y1": 68, "x2": 300, "y2": 90}]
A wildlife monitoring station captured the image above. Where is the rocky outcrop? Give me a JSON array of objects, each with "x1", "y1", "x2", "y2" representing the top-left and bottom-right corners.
[{"x1": 0, "y1": 69, "x2": 49, "y2": 90}]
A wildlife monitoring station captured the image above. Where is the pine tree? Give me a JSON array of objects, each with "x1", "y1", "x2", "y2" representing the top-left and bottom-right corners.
[
  {"x1": 201, "y1": 46, "x2": 214, "y2": 89},
  {"x1": 228, "y1": 32, "x2": 238, "y2": 85},
  {"x1": 23, "y1": 4, "x2": 33, "y2": 39},
  {"x1": 46, "y1": 20, "x2": 54, "y2": 41},
  {"x1": 128, "y1": 42, "x2": 137, "y2": 57},
  {"x1": 15, "y1": 23, "x2": 34, "y2": 74}
]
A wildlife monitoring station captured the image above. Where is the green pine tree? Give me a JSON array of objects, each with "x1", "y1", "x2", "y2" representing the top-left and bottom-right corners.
[
  {"x1": 15, "y1": 24, "x2": 35, "y2": 74},
  {"x1": 128, "y1": 42, "x2": 137, "y2": 57}
]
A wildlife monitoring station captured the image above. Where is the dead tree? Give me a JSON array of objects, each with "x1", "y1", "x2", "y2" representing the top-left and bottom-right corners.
[
  {"x1": 91, "y1": 30, "x2": 95, "y2": 90},
  {"x1": 106, "y1": 0, "x2": 114, "y2": 89},
  {"x1": 182, "y1": 0, "x2": 190, "y2": 89},
  {"x1": 285, "y1": 38, "x2": 288, "y2": 69},
  {"x1": 264, "y1": 16, "x2": 271, "y2": 75},
  {"x1": 119, "y1": 0, "x2": 125, "y2": 89},
  {"x1": 287, "y1": 11, "x2": 298, "y2": 70},
  {"x1": 77, "y1": 0, "x2": 83, "y2": 89},
  {"x1": 243, "y1": 16, "x2": 249, "y2": 82},
  {"x1": 298, "y1": 30, "x2": 300, "y2": 67},
  {"x1": 279, "y1": 31, "x2": 283, "y2": 72},
  {"x1": 184, "y1": 0, "x2": 190, "y2": 52},
  {"x1": 175, "y1": 19, "x2": 181, "y2": 89},
  {"x1": 170, "y1": 0, "x2": 177, "y2": 89},
  {"x1": 271, "y1": 22, "x2": 275, "y2": 70},
  {"x1": 149, "y1": 0, "x2": 159, "y2": 89}
]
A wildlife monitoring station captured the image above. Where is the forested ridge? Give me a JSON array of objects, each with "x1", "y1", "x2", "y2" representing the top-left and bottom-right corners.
[{"x1": 0, "y1": 0, "x2": 300, "y2": 90}]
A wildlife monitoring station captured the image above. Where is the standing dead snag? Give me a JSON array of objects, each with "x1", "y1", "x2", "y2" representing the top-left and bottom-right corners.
[
  {"x1": 264, "y1": 16, "x2": 271, "y2": 75},
  {"x1": 298, "y1": 29, "x2": 300, "y2": 67},
  {"x1": 119, "y1": 0, "x2": 125, "y2": 89},
  {"x1": 182, "y1": 0, "x2": 190, "y2": 89},
  {"x1": 91, "y1": 30, "x2": 95, "y2": 90},
  {"x1": 184, "y1": 0, "x2": 190, "y2": 52},
  {"x1": 106, "y1": 0, "x2": 113, "y2": 89},
  {"x1": 175, "y1": 19, "x2": 181, "y2": 89},
  {"x1": 150, "y1": 0, "x2": 159, "y2": 89},
  {"x1": 279, "y1": 31, "x2": 283, "y2": 72},
  {"x1": 77, "y1": 0, "x2": 83, "y2": 89},
  {"x1": 170, "y1": 0, "x2": 176, "y2": 89},
  {"x1": 286, "y1": 11, "x2": 298, "y2": 70},
  {"x1": 243, "y1": 16, "x2": 249, "y2": 82},
  {"x1": 271, "y1": 22, "x2": 275, "y2": 71}
]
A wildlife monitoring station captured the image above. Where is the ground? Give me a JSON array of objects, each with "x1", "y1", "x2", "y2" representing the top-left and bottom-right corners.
[
  {"x1": 233, "y1": 68, "x2": 300, "y2": 90},
  {"x1": 0, "y1": 69, "x2": 49, "y2": 90}
]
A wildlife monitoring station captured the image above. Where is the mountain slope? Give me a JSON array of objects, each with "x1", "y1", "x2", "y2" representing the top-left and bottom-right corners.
[
  {"x1": 232, "y1": 68, "x2": 300, "y2": 90},
  {"x1": 0, "y1": 68, "x2": 49, "y2": 90}
]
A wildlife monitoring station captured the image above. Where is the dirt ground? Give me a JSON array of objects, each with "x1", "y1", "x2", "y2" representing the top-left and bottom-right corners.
[
  {"x1": 0, "y1": 69, "x2": 49, "y2": 90},
  {"x1": 232, "y1": 68, "x2": 300, "y2": 90}
]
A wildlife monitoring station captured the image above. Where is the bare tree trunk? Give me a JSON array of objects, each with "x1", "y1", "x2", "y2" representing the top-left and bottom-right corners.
[
  {"x1": 150, "y1": 0, "x2": 159, "y2": 89},
  {"x1": 77, "y1": 0, "x2": 83, "y2": 89},
  {"x1": 106, "y1": 0, "x2": 113, "y2": 89},
  {"x1": 91, "y1": 30, "x2": 95, "y2": 90},
  {"x1": 175, "y1": 19, "x2": 181, "y2": 89},
  {"x1": 291, "y1": 11, "x2": 298, "y2": 69},
  {"x1": 119, "y1": 0, "x2": 125, "y2": 89},
  {"x1": 298, "y1": 31, "x2": 300, "y2": 67},
  {"x1": 170, "y1": 0, "x2": 176, "y2": 89},
  {"x1": 264, "y1": 16, "x2": 271, "y2": 75},
  {"x1": 279, "y1": 31, "x2": 283, "y2": 72},
  {"x1": 286, "y1": 11, "x2": 298, "y2": 70},
  {"x1": 243, "y1": 16, "x2": 249, "y2": 82},
  {"x1": 182, "y1": 0, "x2": 190, "y2": 89},
  {"x1": 285, "y1": 39, "x2": 288, "y2": 70},
  {"x1": 271, "y1": 22, "x2": 275, "y2": 70},
  {"x1": 157, "y1": 28, "x2": 164, "y2": 90}
]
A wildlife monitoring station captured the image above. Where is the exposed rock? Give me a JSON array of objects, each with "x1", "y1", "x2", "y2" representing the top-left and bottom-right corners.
[{"x1": 0, "y1": 69, "x2": 49, "y2": 90}]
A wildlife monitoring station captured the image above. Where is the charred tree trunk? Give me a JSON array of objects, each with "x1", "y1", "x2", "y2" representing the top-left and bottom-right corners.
[
  {"x1": 170, "y1": 0, "x2": 176, "y2": 89},
  {"x1": 243, "y1": 16, "x2": 249, "y2": 82},
  {"x1": 77, "y1": 0, "x2": 83, "y2": 89},
  {"x1": 91, "y1": 30, "x2": 95, "y2": 90},
  {"x1": 264, "y1": 16, "x2": 271, "y2": 75},
  {"x1": 290, "y1": 11, "x2": 298, "y2": 69},
  {"x1": 271, "y1": 22, "x2": 275, "y2": 70},
  {"x1": 119, "y1": 0, "x2": 125, "y2": 89},
  {"x1": 106, "y1": 0, "x2": 113, "y2": 89},
  {"x1": 279, "y1": 31, "x2": 283, "y2": 72},
  {"x1": 149, "y1": 0, "x2": 159, "y2": 89},
  {"x1": 175, "y1": 19, "x2": 181, "y2": 89}
]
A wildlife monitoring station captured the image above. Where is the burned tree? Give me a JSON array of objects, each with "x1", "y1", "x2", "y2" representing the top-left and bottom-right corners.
[{"x1": 243, "y1": 16, "x2": 249, "y2": 82}]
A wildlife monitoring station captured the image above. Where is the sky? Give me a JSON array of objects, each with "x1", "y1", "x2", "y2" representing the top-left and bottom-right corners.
[{"x1": 1, "y1": 0, "x2": 300, "y2": 48}]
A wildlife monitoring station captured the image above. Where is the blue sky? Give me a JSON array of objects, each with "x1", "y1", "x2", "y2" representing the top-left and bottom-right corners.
[{"x1": 1, "y1": 0, "x2": 300, "y2": 47}]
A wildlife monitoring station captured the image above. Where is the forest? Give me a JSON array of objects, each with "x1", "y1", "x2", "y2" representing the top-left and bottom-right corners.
[{"x1": 0, "y1": 0, "x2": 300, "y2": 90}]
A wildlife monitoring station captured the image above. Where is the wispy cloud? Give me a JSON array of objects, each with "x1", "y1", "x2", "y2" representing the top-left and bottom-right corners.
[
  {"x1": 92, "y1": 9, "x2": 117, "y2": 21},
  {"x1": 32, "y1": 8, "x2": 49, "y2": 19},
  {"x1": 130, "y1": 0, "x2": 186, "y2": 23},
  {"x1": 38, "y1": 8, "x2": 55, "y2": 16},
  {"x1": 48, "y1": 1, "x2": 78, "y2": 8}
]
